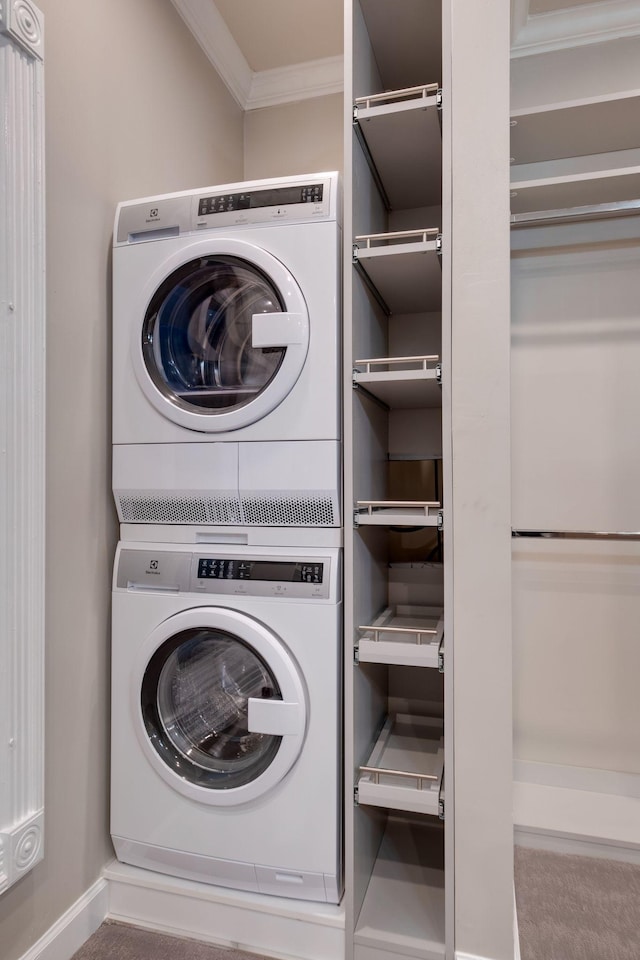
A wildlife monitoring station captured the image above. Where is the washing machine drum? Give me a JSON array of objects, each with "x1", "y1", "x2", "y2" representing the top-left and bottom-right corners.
[
  {"x1": 135, "y1": 608, "x2": 307, "y2": 805},
  {"x1": 136, "y1": 247, "x2": 310, "y2": 433}
]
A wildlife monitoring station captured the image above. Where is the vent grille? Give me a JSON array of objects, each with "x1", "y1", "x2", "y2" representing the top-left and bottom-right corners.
[
  {"x1": 118, "y1": 494, "x2": 242, "y2": 525},
  {"x1": 241, "y1": 495, "x2": 335, "y2": 526}
]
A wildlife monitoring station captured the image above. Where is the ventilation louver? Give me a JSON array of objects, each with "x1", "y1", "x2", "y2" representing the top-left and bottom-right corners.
[{"x1": 118, "y1": 494, "x2": 242, "y2": 525}]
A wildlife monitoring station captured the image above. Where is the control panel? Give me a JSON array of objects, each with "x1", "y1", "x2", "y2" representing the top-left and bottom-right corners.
[
  {"x1": 116, "y1": 175, "x2": 337, "y2": 243},
  {"x1": 116, "y1": 549, "x2": 332, "y2": 600},
  {"x1": 197, "y1": 558, "x2": 324, "y2": 584},
  {"x1": 198, "y1": 184, "x2": 323, "y2": 217},
  {"x1": 192, "y1": 554, "x2": 329, "y2": 599}
]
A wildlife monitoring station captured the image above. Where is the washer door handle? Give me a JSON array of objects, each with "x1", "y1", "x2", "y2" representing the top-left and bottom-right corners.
[
  {"x1": 247, "y1": 698, "x2": 304, "y2": 736},
  {"x1": 251, "y1": 312, "x2": 306, "y2": 347}
]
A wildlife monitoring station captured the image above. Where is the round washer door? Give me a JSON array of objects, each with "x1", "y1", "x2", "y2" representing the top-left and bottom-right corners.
[
  {"x1": 131, "y1": 238, "x2": 310, "y2": 433},
  {"x1": 133, "y1": 607, "x2": 307, "y2": 806}
]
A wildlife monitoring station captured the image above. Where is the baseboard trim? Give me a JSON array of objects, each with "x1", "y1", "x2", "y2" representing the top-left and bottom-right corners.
[
  {"x1": 456, "y1": 952, "x2": 508, "y2": 960},
  {"x1": 515, "y1": 825, "x2": 640, "y2": 865},
  {"x1": 456, "y1": 953, "x2": 520, "y2": 960},
  {"x1": 104, "y1": 859, "x2": 345, "y2": 960},
  {"x1": 514, "y1": 885, "x2": 521, "y2": 960},
  {"x1": 17, "y1": 877, "x2": 108, "y2": 960},
  {"x1": 514, "y1": 778, "x2": 640, "y2": 855}
]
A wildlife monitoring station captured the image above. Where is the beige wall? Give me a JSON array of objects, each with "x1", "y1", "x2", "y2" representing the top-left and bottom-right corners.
[
  {"x1": 244, "y1": 94, "x2": 343, "y2": 180},
  {"x1": 0, "y1": 2, "x2": 242, "y2": 958}
]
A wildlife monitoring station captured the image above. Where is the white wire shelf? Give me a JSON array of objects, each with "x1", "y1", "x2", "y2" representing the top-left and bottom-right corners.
[
  {"x1": 353, "y1": 355, "x2": 442, "y2": 408},
  {"x1": 353, "y1": 229, "x2": 442, "y2": 314},
  {"x1": 357, "y1": 605, "x2": 444, "y2": 668},
  {"x1": 358, "y1": 714, "x2": 444, "y2": 816},
  {"x1": 355, "y1": 500, "x2": 442, "y2": 527},
  {"x1": 354, "y1": 84, "x2": 442, "y2": 209}
]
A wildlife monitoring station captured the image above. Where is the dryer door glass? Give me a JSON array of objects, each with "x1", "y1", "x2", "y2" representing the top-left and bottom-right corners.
[
  {"x1": 142, "y1": 256, "x2": 286, "y2": 414},
  {"x1": 141, "y1": 627, "x2": 283, "y2": 789}
]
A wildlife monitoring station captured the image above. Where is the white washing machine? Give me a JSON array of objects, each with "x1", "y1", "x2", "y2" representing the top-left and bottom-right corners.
[
  {"x1": 112, "y1": 172, "x2": 342, "y2": 528},
  {"x1": 111, "y1": 540, "x2": 342, "y2": 903}
]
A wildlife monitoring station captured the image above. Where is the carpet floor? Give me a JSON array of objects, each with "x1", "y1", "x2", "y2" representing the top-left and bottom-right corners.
[
  {"x1": 71, "y1": 847, "x2": 640, "y2": 960},
  {"x1": 70, "y1": 921, "x2": 270, "y2": 960},
  {"x1": 515, "y1": 846, "x2": 640, "y2": 960}
]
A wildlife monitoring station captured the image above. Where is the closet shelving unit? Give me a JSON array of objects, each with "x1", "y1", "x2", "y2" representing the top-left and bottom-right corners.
[
  {"x1": 345, "y1": 1, "x2": 449, "y2": 959},
  {"x1": 353, "y1": 229, "x2": 443, "y2": 313},
  {"x1": 353, "y1": 83, "x2": 442, "y2": 209},
  {"x1": 357, "y1": 605, "x2": 444, "y2": 669},
  {"x1": 358, "y1": 714, "x2": 445, "y2": 816},
  {"x1": 510, "y1": 43, "x2": 640, "y2": 859},
  {"x1": 510, "y1": 88, "x2": 640, "y2": 220},
  {"x1": 352, "y1": 353, "x2": 442, "y2": 409}
]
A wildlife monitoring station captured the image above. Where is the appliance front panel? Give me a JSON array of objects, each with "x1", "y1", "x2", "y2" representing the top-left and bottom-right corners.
[
  {"x1": 111, "y1": 576, "x2": 342, "y2": 878},
  {"x1": 129, "y1": 238, "x2": 310, "y2": 435},
  {"x1": 131, "y1": 605, "x2": 307, "y2": 807},
  {"x1": 112, "y1": 219, "x2": 340, "y2": 445}
]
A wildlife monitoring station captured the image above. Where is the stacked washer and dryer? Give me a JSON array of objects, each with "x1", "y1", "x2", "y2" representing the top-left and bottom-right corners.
[{"x1": 110, "y1": 173, "x2": 343, "y2": 903}]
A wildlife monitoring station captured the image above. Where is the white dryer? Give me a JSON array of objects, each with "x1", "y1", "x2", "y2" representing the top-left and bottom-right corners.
[
  {"x1": 112, "y1": 173, "x2": 341, "y2": 528},
  {"x1": 111, "y1": 540, "x2": 342, "y2": 903}
]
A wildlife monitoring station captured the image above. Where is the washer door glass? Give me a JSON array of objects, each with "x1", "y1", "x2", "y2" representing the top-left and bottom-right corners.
[
  {"x1": 141, "y1": 626, "x2": 282, "y2": 789},
  {"x1": 142, "y1": 256, "x2": 285, "y2": 414}
]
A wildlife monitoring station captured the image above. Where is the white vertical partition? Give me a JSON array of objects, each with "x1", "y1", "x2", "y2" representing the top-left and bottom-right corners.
[
  {"x1": 0, "y1": 0, "x2": 45, "y2": 895},
  {"x1": 449, "y1": 1, "x2": 513, "y2": 958}
]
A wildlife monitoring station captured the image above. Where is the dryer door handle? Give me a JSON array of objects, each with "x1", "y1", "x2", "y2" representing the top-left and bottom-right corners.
[
  {"x1": 247, "y1": 698, "x2": 304, "y2": 736},
  {"x1": 251, "y1": 312, "x2": 306, "y2": 348}
]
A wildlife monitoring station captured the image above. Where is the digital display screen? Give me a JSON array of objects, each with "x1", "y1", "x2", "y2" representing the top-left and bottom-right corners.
[
  {"x1": 198, "y1": 184, "x2": 323, "y2": 217},
  {"x1": 197, "y1": 558, "x2": 324, "y2": 584}
]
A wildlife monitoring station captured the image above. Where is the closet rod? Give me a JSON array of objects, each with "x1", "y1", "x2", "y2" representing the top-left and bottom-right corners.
[
  {"x1": 512, "y1": 529, "x2": 640, "y2": 542},
  {"x1": 510, "y1": 198, "x2": 640, "y2": 228}
]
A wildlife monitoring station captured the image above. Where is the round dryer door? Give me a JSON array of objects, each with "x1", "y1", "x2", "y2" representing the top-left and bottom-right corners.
[
  {"x1": 133, "y1": 239, "x2": 310, "y2": 433},
  {"x1": 134, "y1": 607, "x2": 307, "y2": 806}
]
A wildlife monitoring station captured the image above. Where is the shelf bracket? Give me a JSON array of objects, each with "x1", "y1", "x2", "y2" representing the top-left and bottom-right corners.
[
  {"x1": 439, "y1": 797, "x2": 445, "y2": 820},
  {"x1": 437, "y1": 510, "x2": 444, "y2": 531},
  {"x1": 353, "y1": 509, "x2": 360, "y2": 528},
  {"x1": 438, "y1": 637, "x2": 444, "y2": 673},
  {"x1": 353, "y1": 641, "x2": 360, "y2": 665},
  {"x1": 353, "y1": 785, "x2": 360, "y2": 807},
  {"x1": 436, "y1": 88, "x2": 443, "y2": 110},
  {"x1": 436, "y1": 233, "x2": 443, "y2": 255},
  {"x1": 435, "y1": 363, "x2": 442, "y2": 384}
]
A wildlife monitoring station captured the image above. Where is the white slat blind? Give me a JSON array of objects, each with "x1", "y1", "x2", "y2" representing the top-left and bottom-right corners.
[{"x1": 0, "y1": 0, "x2": 45, "y2": 894}]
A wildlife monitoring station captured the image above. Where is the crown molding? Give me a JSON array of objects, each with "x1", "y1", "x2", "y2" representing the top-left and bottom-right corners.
[
  {"x1": 512, "y1": 0, "x2": 640, "y2": 57},
  {"x1": 247, "y1": 55, "x2": 344, "y2": 110},
  {"x1": 171, "y1": 0, "x2": 343, "y2": 110},
  {"x1": 170, "y1": 0, "x2": 252, "y2": 107}
]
